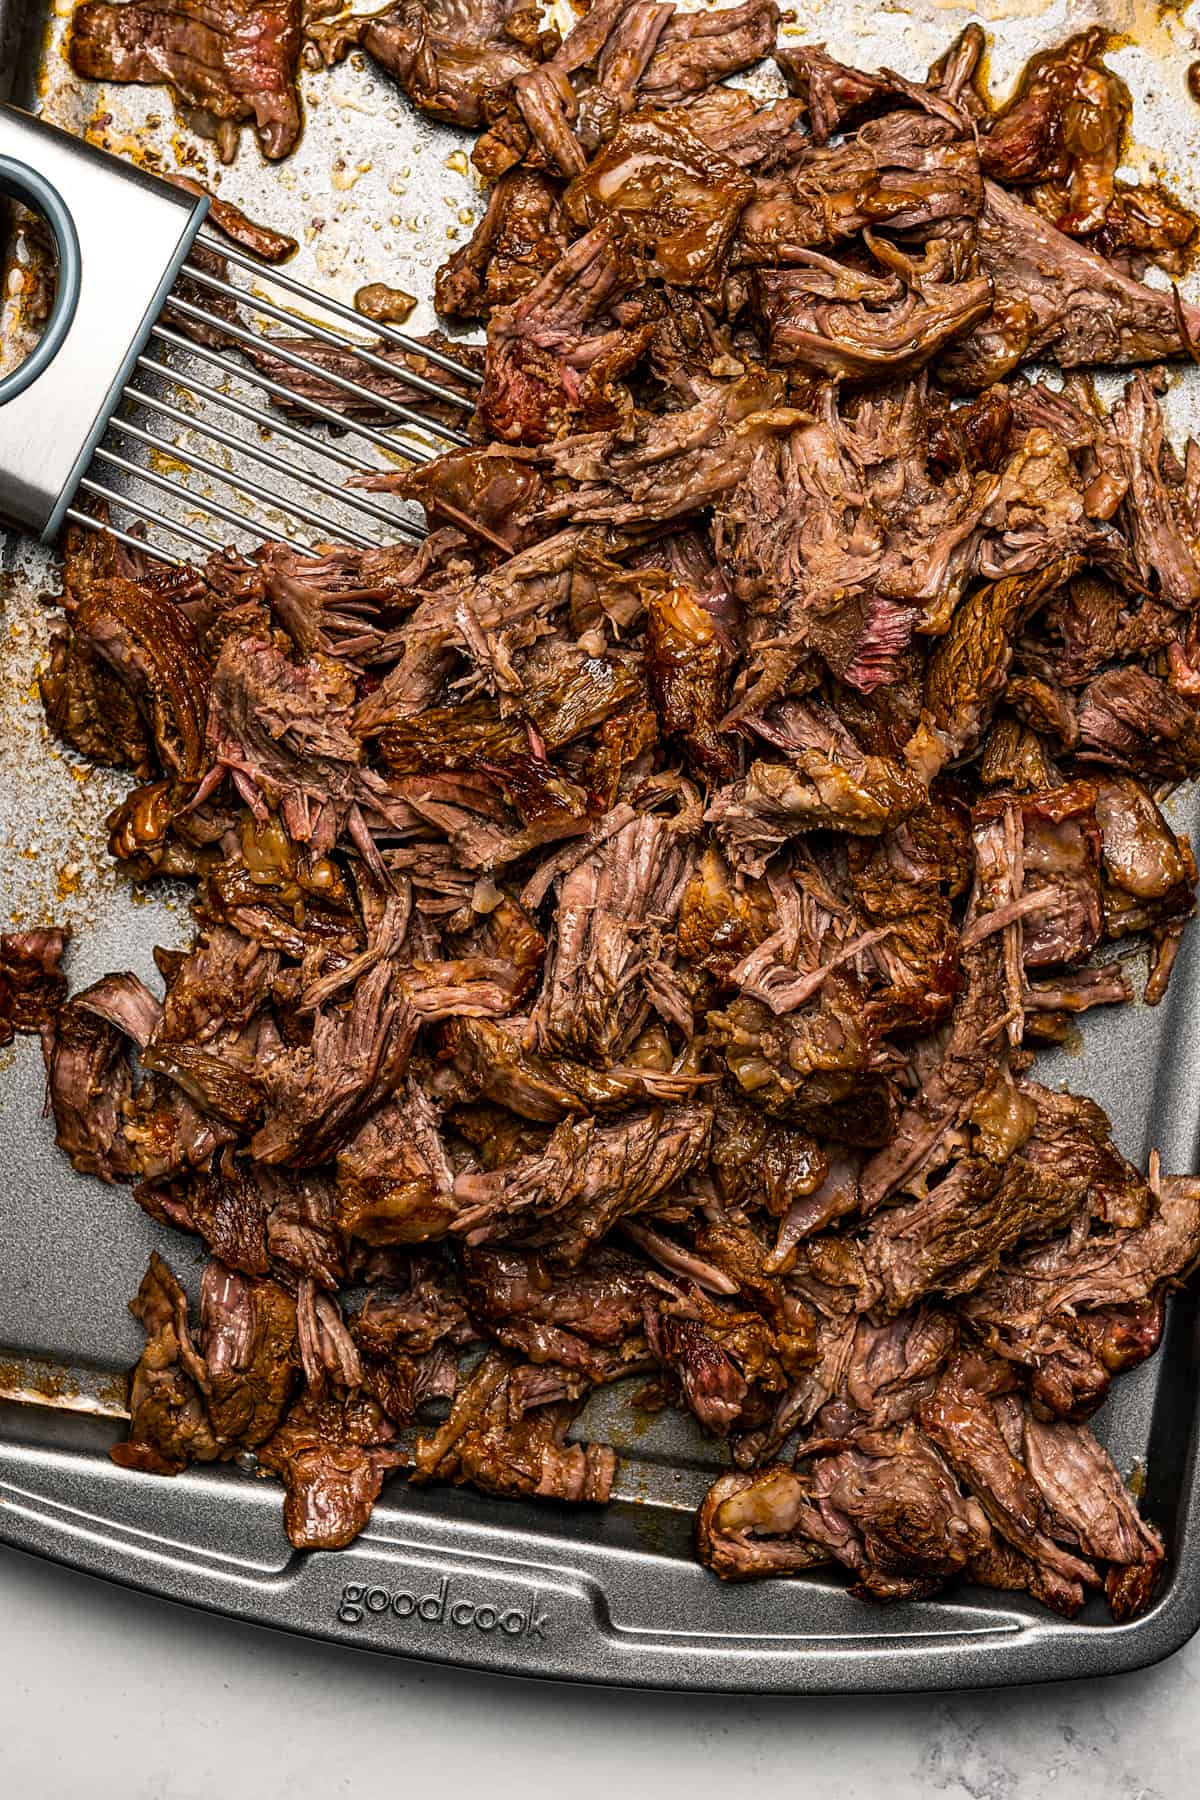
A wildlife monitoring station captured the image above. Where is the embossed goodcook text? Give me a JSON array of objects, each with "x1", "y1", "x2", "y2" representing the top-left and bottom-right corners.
[{"x1": 337, "y1": 1575, "x2": 549, "y2": 1638}]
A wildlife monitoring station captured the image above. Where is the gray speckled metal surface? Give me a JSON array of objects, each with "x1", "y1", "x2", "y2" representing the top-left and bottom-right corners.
[{"x1": 3, "y1": 0, "x2": 1200, "y2": 1691}]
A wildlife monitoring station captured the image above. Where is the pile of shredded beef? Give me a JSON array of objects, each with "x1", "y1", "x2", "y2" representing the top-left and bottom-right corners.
[{"x1": 41, "y1": 9, "x2": 1200, "y2": 1617}]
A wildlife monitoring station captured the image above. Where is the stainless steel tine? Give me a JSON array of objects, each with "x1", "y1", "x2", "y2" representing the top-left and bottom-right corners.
[
  {"x1": 151, "y1": 321, "x2": 442, "y2": 464},
  {"x1": 164, "y1": 291, "x2": 470, "y2": 448},
  {"x1": 118, "y1": 385, "x2": 425, "y2": 542},
  {"x1": 108, "y1": 414, "x2": 379, "y2": 549},
  {"x1": 64, "y1": 504, "x2": 183, "y2": 567},
  {"x1": 134, "y1": 351, "x2": 394, "y2": 479},
  {"x1": 76, "y1": 475, "x2": 225, "y2": 557},
  {"x1": 183, "y1": 256, "x2": 478, "y2": 419},
  {"x1": 90, "y1": 444, "x2": 320, "y2": 557},
  {"x1": 195, "y1": 232, "x2": 483, "y2": 392}
]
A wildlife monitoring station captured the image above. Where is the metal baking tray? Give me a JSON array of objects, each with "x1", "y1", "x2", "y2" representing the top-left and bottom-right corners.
[{"x1": 4, "y1": 0, "x2": 1200, "y2": 1693}]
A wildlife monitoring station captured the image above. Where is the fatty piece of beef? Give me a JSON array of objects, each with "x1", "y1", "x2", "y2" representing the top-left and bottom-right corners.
[
  {"x1": 335, "y1": 1080, "x2": 458, "y2": 1244},
  {"x1": 452, "y1": 1103, "x2": 713, "y2": 1260},
  {"x1": 979, "y1": 29, "x2": 1126, "y2": 237},
  {"x1": 970, "y1": 781, "x2": 1104, "y2": 971},
  {"x1": 70, "y1": 0, "x2": 302, "y2": 161},
  {"x1": 0, "y1": 928, "x2": 68, "y2": 1046},
  {"x1": 124, "y1": 1073, "x2": 233, "y2": 1187},
  {"x1": 195, "y1": 821, "x2": 361, "y2": 959},
  {"x1": 705, "y1": 1091, "x2": 828, "y2": 1213},
  {"x1": 411, "y1": 1350, "x2": 616, "y2": 1502},
  {"x1": 535, "y1": 813, "x2": 691, "y2": 1061},
  {"x1": 695, "y1": 1466, "x2": 831, "y2": 1578},
  {"x1": 1093, "y1": 775, "x2": 1198, "y2": 946},
  {"x1": 462, "y1": 1243, "x2": 651, "y2": 1380},
  {"x1": 707, "y1": 749, "x2": 924, "y2": 876},
  {"x1": 940, "y1": 181, "x2": 1200, "y2": 386},
  {"x1": 697, "y1": 1428, "x2": 981, "y2": 1600},
  {"x1": 640, "y1": 569, "x2": 750, "y2": 772},
  {"x1": 976, "y1": 37, "x2": 1191, "y2": 276},
  {"x1": 709, "y1": 974, "x2": 897, "y2": 1146}
]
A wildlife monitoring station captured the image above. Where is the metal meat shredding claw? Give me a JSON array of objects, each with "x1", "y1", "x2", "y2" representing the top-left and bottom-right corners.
[{"x1": 0, "y1": 101, "x2": 480, "y2": 564}]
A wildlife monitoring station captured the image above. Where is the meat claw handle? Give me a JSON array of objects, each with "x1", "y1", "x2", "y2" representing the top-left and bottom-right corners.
[
  {"x1": 0, "y1": 149, "x2": 81, "y2": 404},
  {"x1": 0, "y1": 103, "x2": 206, "y2": 539}
]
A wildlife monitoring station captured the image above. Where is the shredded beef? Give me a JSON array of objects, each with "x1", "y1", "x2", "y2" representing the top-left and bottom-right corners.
[{"x1": 37, "y1": 13, "x2": 1200, "y2": 1619}]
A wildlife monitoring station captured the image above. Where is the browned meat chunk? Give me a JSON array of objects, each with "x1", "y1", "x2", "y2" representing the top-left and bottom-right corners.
[
  {"x1": 453, "y1": 1103, "x2": 713, "y2": 1261},
  {"x1": 941, "y1": 182, "x2": 1200, "y2": 386},
  {"x1": 111, "y1": 1253, "x2": 224, "y2": 1474},
  {"x1": 0, "y1": 928, "x2": 69, "y2": 1046},
  {"x1": 257, "y1": 1391, "x2": 404, "y2": 1548},
  {"x1": 435, "y1": 168, "x2": 566, "y2": 321},
  {"x1": 411, "y1": 1351, "x2": 616, "y2": 1501},
  {"x1": 70, "y1": 0, "x2": 302, "y2": 161}
]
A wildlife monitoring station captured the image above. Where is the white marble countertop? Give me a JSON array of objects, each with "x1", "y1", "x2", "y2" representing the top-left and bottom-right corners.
[{"x1": 1, "y1": 1543, "x2": 1192, "y2": 1799}]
